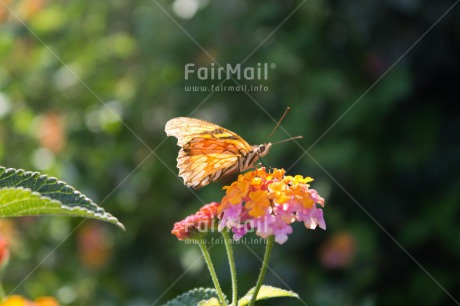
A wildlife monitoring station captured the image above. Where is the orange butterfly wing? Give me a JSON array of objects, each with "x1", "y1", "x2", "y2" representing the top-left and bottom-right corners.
[{"x1": 165, "y1": 117, "x2": 253, "y2": 188}]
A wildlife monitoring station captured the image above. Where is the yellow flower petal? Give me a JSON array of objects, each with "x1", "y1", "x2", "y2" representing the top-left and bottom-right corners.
[
  {"x1": 0, "y1": 296, "x2": 25, "y2": 306},
  {"x1": 268, "y1": 181, "x2": 291, "y2": 204}
]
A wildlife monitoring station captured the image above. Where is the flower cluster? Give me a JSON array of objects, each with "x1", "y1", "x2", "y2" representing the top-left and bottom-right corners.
[
  {"x1": 171, "y1": 202, "x2": 220, "y2": 240},
  {"x1": 0, "y1": 295, "x2": 59, "y2": 306},
  {"x1": 217, "y1": 168, "x2": 325, "y2": 244}
]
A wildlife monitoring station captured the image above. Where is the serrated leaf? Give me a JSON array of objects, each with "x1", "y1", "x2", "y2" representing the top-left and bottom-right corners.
[
  {"x1": 163, "y1": 288, "x2": 225, "y2": 306},
  {"x1": 198, "y1": 297, "x2": 221, "y2": 306},
  {"x1": 0, "y1": 167, "x2": 124, "y2": 229},
  {"x1": 238, "y1": 285, "x2": 299, "y2": 306}
]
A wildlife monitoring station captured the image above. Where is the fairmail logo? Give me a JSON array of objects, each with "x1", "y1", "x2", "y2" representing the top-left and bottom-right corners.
[{"x1": 184, "y1": 62, "x2": 275, "y2": 81}]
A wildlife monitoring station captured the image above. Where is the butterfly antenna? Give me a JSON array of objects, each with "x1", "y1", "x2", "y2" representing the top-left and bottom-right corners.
[
  {"x1": 271, "y1": 136, "x2": 303, "y2": 145},
  {"x1": 266, "y1": 107, "x2": 291, "y2": 142}
]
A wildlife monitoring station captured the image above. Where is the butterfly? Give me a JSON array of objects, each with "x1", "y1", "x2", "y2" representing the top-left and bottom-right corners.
[{"x1": 165, "y1": 117, "x2": 272, "y2": 189}]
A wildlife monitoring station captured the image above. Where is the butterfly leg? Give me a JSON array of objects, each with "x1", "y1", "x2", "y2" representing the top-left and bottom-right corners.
[
  {"x1": 257, "y1": 154, "x2": 273, "y2": 172},
  {"x1": 236, "y1": 157, "x2": 242, "y2": 175},
  {"x1": 244, "y1": 162, "x2": 269, "y2": 172}
]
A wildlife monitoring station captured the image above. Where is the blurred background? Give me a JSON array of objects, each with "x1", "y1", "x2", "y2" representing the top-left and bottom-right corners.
[{"x1": 0, "y1": 0, "x2": 459, "y2": 305}]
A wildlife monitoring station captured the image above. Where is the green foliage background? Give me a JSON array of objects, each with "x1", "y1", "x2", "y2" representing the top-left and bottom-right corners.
[{"x1": 0, "y1": 0, "x2": 459, "y2": 305}]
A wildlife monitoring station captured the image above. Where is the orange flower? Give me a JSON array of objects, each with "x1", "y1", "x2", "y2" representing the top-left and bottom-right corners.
[
  {"x1": 239, "y1": 170, "x2": 257, "y2": 182},
  {"x1": 219, "y1": 178, "x2": 250, "y2": 214},
  {"x1": 290, "y1": 184, "x2": 314, "y2": 208},
  {"x1": 268, "y1": 181, "x2": 291, "y2": 204},
  {"x1": 250, "y1": 176, "x2": 264, "y2": 190},
  {"x1": 223, "y1": 180, "x2": 250, "y2": 205},
  {"x1": 39, "y1": 112, "x2": 66, "y2": 153},
  {"x1": 0, "y1": 296, "x2": 59, "y2": 306},
  {"x1": 267, "y1": 168, "x2": 285, "y2": 181},
  {"x1": 34, "y1": 297, "x2": 60, "y2": 306},
  {"x1": 246, "y1": 190, "x2": 270, "y2": 217},
  {"x1": 78, "y1": 222, "x2": 112, "y2": 270}
]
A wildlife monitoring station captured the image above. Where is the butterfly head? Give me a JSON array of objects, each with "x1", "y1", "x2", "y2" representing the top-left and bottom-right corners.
[{"x1": 257, "y1": 143, "x2": 272, "y2": 157}]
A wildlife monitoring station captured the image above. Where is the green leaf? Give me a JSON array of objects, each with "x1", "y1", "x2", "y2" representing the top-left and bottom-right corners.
[
  {"x1": 162, "y1": 288, "x2": 225, "y2": 306},
  {"x1": 0, "y1": 167, "x2": 124, "y2": 229},
  {"x1": 238, "y1": 285, "x2": 299, "y2": 306},
  {"x1": 198, "y1": 297, "x2": 221, "y2": 306}
]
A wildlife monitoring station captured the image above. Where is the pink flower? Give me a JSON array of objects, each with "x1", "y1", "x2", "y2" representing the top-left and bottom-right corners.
[
  {"x1": 309, "y1": 189, "x2": 325, "y2": 207},
  {"x1": 217, "y1": 168, "x2": 326, "y2": 244},
  {"x1": 255, "y1": 215, "x2": 275, "y2": 239},
  {"x1": 172, "y1": 202, "x2": 220, "y2": 240},
  {"x1": 232, "y1": 224, "x2": 250, "y2": 240},
  {"x1": 218, "y1": 202, "x2": 243, "y2": 232},
  {"x1": 297, "y1": 206, "x2": 326, "y2": 230},
  {"x1": 271, "y1": 218, "x2": 293, "y2": 245}
]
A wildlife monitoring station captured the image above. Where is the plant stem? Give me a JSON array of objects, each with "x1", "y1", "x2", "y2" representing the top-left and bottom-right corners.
[
  {"x1": 222, "y1": 230, "x2": 238, "y2": 305},
  {"x1": 248, "y1": 235, "x2": 275, "y2": 306},
  {"x1": 199, "y1": 242, "x2": 227, "y2": 306}
]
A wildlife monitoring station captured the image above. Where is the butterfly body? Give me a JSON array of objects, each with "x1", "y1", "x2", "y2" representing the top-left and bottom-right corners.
[{"x1": 165, "y1": 117, "x2": 271, "y2": 189}]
